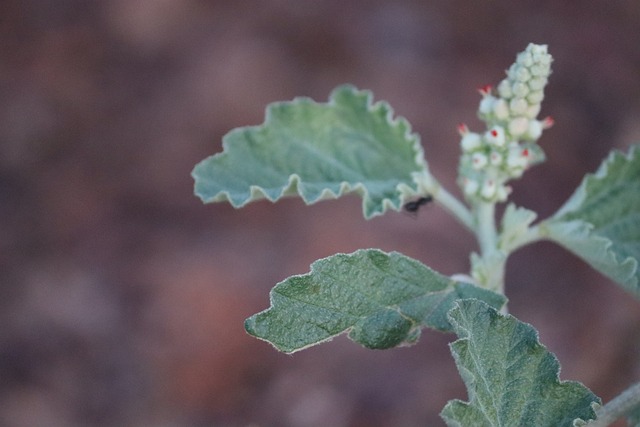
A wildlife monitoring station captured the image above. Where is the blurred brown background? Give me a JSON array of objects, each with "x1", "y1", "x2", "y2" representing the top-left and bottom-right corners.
[{"x1": 2, "y1": 1, "x2": 640, "y2": 426}]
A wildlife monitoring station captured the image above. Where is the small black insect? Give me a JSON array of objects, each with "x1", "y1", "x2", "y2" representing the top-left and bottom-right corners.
[{"x1": 403, "y1": 195, "x2": 433, "y2": 213}]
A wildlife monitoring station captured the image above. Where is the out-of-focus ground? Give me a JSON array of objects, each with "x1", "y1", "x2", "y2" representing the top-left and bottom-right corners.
[{"x1": 1, "y1": 1, "x2": 640, "y2": 426}]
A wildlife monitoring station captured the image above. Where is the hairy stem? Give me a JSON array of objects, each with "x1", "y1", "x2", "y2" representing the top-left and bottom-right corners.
[
  {"x1": 476, "y1": 201, "x2": 497, "y2": 256},
  {"x1": 588, "y1": 382, "x2": 640, "y2": 427},
  {"x1": 433, "y1": 185, "x2": 474, "y2": 231},
  {"x1": 418, "y1": 171, "x2": 474, "y2": 231}
]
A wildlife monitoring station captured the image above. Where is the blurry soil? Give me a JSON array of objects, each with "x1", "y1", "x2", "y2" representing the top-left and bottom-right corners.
[{"x1": 1, "y1": 1, "x2": 640, "y2": 426}]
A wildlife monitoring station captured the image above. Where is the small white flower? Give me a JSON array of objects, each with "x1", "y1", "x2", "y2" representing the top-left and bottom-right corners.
[
  {"x1": 484, "y1": 126, "x2": 506, "y2": 147},
  {"x1": 489, "y1": 151, "x2": 503, "y2": 166},
  {"x1": 507, "y1": 147, "x2": 530, "y2": 169},
  {"x1": 471, "y1": 152, "x2": 488, "y2": 169}
]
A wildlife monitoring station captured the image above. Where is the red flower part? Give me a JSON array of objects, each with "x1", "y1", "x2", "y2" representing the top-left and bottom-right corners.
[
  {"x1": 478, "y1": 85, "x2": 493, "y2": 96},
  {"x1": 542, "y1": 116, "x2": 554, "y2": 129},
  {"x1": 457, "y1": 123, "x2": 469, "y2": 135},
  {"x1": 490, "y1": 129, "x2": 499, "y2": 138},
  {"x1": 522, "y1": 148, "x2": 530, "y2": 157}
]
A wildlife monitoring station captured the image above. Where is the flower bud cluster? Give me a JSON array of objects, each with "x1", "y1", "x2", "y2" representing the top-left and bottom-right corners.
[{"x1": 458, "y1": 43, "x2": 553, "y2": 203}]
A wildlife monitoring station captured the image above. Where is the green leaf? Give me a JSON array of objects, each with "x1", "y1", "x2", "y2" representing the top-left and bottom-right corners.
[
  {"x1": 245, "y1": 250, "x2": 506, "y2": 353},
  {"x1": 628, "y1": 405, "x2": 640, "y2": 427},
  {"x1": 498, "y1": 203, "x2": 537, "y2": 253},
  {"x1": 192, "y1": 85, "x2": 427, "y2": 219},
  {"x1": 542, "y1": 145, "x2": 640, "y2": 296},
  {"x1": 441, "y1": 299, "x2": 600, "y2": 427}
]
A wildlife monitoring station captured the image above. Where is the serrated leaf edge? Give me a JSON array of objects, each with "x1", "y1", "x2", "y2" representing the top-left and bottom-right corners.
[
  {"x1": 442, "y1": 299, "x2": 600, "y2": 427},
  {"x1": 244, "y1": 250, "x2": 505, "y2": 354},
  {"x1": 552, "y1": 145, "x2": 639, "y2": 219},
  {"x1": 192, "y1": 84, "x2": 428, "y2": 218}
]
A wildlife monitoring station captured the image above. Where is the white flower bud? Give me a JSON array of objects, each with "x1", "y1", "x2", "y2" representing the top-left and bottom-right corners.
[
  {"x1": 492, "y1": 99, "x2": 510, "y2": 120},
  {"x1": 516, "y1": 52, "x2": 534, "y2": 67},
  {"x1": 461, "y1": 132, "x2": 482, "y2": 151},
  {"x1": 512, "y1": 82, "x2": 529, "y2": 97},
  {"x1": 484, "y1": 126, "x2": 506, "y2": 147},
  {"x1": 508, "y1": 117, "x2": 530, "y2": 137},
  {"x1": 509, "y1": 98, "x2": 528, "y2": 115},
  {"x1": 514, "y1": 67, "x2": 531, "y2": 82},
  {"x1": 528, "y1": 77, "x2": 547, "y2": 91},
  {"x1": 497, "y1": 80, "x2": 512, "y2": 99},
  {"x1": 479, "y1": 95, "x2": 496, "y2": 116},
  {"x1": 463, "y1": 178, "x2": 479, "y2": 196},
  {"x1": 526, "y1": 91, "x2": 544, "y2": 105},
  {"x1": 529, "y1": 64, "x2": 543, "y2": 77},
  {"x1": 525, "y1": 119, "x2": 543, "y2": 140},
  {"x1": 496, "y1": 185, "x2": 511, "y2": 202},
  {"x1": 524, "y1": 103, "x2": 541, "y2": 119},
  {"x1": 481, "y1": 179, "x2": 497, "y2": 199}
]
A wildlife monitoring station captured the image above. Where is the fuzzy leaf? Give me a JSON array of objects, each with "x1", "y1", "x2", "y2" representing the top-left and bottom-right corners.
[
  {"x1": 441, "y1": 299, "x2": 600, "y2": 427},
  {"x1": 192, "y1": 85, "x2": 427, "y2": 219},
  {"x1": 245, "y1": 250, "x2": 505, "y2": 353},
  {"x1": 499, "y1": 203, "x2": 537, "y2": 253},
  {"x1": 543, "y1": 145, "x2": 640, "y2": 296},
  {"x1": 628, "y1": 406, "x2": 640, "y2": 427}
]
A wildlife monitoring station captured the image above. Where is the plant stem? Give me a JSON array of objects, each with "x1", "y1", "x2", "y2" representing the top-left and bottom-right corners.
[
  {"x1": 432, "y1": 185, "x2": 474, "y2": 231},
  {"x1": 476, "y1": 201, "x2": 497, "y2": 256},
  {"x1": 588, "y1": 382, "x2": 640, "y2": 427},
  {"x1": 473, "y1": 201, "x2": 507, "y2": 297}
]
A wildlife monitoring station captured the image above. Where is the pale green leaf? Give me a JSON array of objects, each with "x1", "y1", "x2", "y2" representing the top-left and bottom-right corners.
[
  {"x1": 628, "y1": 406, "x2": 640, "y2": 427},
  {"x1": 192, "y1": 85, "x2": 427, "y2": 219},
  {"x1": 441, "y1": 299, "x2": 600, "y2": 427},
  {"x1": 498, "y1": 203, "x2": 537, "y2": 253},
  {"x1": 245, "y1": 250, "x2": 506, "y2": 353},
  {"x1": 543, "y1": 145, "x2": 640, "y2": 296}
]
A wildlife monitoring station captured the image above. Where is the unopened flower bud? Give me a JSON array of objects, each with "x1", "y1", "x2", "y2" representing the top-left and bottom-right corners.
[
  {"x1": 527, "y1": 91, "x2": 544, "y2": 105},
  {"x1": 479, "y1": 95, "x2": 496, "y2": 116},
  {"x1": 481, "y1": 179, "x2": 497, "y2": 199},
  {"x1": 512, "y1": 82, "x2": 529, "y2": 98},
  {"x1": 528, "y1": 77, "x2": 547, "y2": 91},
  {"x1": 509, "y1": 98, "x2": 528, "y2": 115},
  {"x1": 461, "y1": 132, "x2": 482, "y2": 151},
  {"x1": 525, "y1": 103, "x2": 541, "y2": 119},
  {"x1": 492, "y1": 99, "x2": 510, "y2": 120},
  {"x1": 496, "y1": 185, "x2": 512, "y2": 202},
  {"x1": 463, "y1": 178, "x2": 479, "y2": 196},
  {"x1": 514, "y1": 67, "x2": 531, "y2": 82},
  {"x1": 516, "y1": 52, "x2": 534, "y2": 67},
  {"x1": 525, "y1": 120, "x2": 543, "y2": 140},
  {"x1": 508, "y1": 117, "x2": 530, "y2": 137}
]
